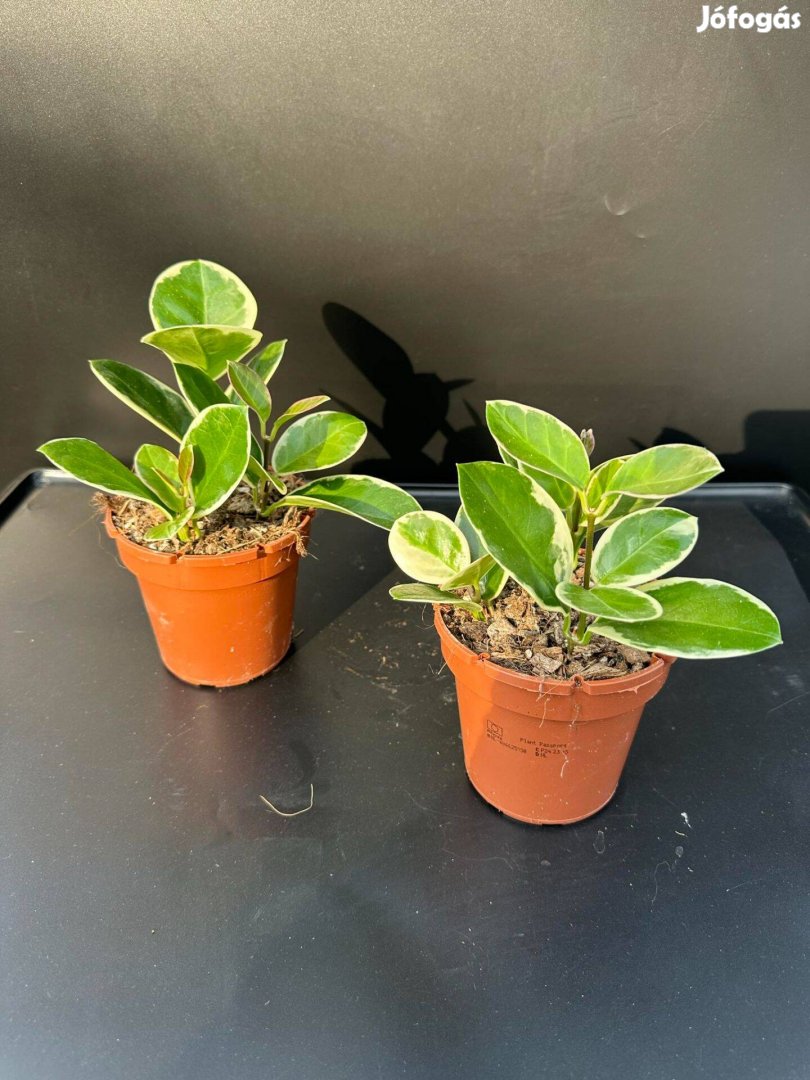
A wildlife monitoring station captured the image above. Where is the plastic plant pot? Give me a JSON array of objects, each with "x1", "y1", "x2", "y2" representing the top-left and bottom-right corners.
[
  {"x1": 105, "y1": 511, "x2": 311, "y2": 687},
  {"x1": 435, "y1": 608, "x2": 675, "y2": 825}
]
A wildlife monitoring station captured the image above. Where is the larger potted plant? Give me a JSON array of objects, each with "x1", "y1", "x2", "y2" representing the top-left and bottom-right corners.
[
  {"x1": 383, "y1": 401, "x2": 782, "y2": 824},
  {"x1": 38, "y1": 260, "x2": 418, "y2": 686}
]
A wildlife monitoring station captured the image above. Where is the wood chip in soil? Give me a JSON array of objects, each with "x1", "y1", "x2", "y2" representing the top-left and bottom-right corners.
[
  {"x1": 97, "y1": 482, "x2": 309, "y2": 557},
  {"x1": 442, "y1": 581, "x2": 652, "y2": 682}
]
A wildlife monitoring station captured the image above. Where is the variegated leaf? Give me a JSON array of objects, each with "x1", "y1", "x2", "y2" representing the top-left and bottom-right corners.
[
  {"x1": 388, "y1": 511, "x2": 470, "y2": 585},
  {"x1": 389, "y1": 583, "x2": 483, "y2": 616},
  {"x1": 142, "y1": 325, "x2": 261, "y2": 380},
  {"x1": 454, "y1": 506, "x2": 508, "y2": 603},
  {"x1": 458, "y1": 461, "x2": 574, "y2": 612},
  {"x1": 149, "y1": 259, "x2": 258, "y2": 329},
  {"x1": 179, "y1": 404, "x2": 251, "y2": 517},
  {"x1": 593, "y1": 578, "x2": 782, "y2": 658},
  {"x1": 133, "y1": 444, "x2": 185, "y2": 513},
  {"x1": 592, "y1": 507, "x2": 699, "y2": 586},
  {"x1": 90, "y1": 359, "x2": 194, "y2": 441},
  {"x1": 486, "y1": 400, "x2": 590, "y2": 489},
  {"x1": 605, "y1": 445, "x2": 723, "y2": 499},
  {"x1": 556, "y1": 581, "x2": 662, "y2": 622},
  {"x1": 38, "y1": 438, "x2": 168, "y2": 512},
  {"x1": 275, "y1": 475, "x2": 420, "y2": 529}
]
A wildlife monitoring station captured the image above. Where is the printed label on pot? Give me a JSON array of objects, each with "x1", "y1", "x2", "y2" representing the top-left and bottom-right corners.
[
  {"x1": 532, "y1": 740, "x2": 568, "y2": 758},
  {"x1": 486, "y1": 719, "x2": 568, "y2": 758},
  {"x1": 486, "y1": 719, "x2": 527, "y2": 753}
]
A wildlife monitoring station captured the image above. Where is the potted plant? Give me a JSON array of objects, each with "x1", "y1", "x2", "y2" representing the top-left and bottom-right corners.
[
  {"x1": 38, "y1": 259, "x2": 418, "y2": 687},
  {"x1": 384, "y1": 401, "x2": 782, "y2": 824}
]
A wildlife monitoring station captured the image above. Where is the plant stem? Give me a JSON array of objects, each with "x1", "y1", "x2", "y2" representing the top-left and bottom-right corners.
[
  {"x1": 575, "y1": 512, "x2": 596, "y2": 640},
  {"x1": 569, "y1": 495, "x2": 581, "y2": 536},
  {"x1": 261, "y1": 420, "x2": 271, "y2": 471},
  {"x1": 562, "y1": 609, "x2": 576, "y2": 655},
  {"x1": 258, "y1": 420, "x2": 269, "y2": 512},
  {"x1": 180, "y1": 519, "x2": 201, "y2": 543}
]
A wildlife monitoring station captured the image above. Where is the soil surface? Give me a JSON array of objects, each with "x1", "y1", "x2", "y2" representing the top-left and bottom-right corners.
[
  {"x1": 99, "y1": 481, "x2": 309, "y2": 556},
  {"x1": 442, "y1": 581, "x2": 652, "y2": 681}
]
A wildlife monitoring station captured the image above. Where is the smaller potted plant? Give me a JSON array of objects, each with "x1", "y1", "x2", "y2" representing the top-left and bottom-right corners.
[
  {"x1": 384, "y1": 401, "x2": 782, "y2": 824},
  {"x1": 39, "y1": 260, "x2": 417, "y2": 687}
]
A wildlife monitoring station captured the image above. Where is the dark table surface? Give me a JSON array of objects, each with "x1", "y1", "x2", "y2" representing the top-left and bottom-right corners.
[{"x1": 2, "y1": 473, "x2": 808, "y2": 1080}]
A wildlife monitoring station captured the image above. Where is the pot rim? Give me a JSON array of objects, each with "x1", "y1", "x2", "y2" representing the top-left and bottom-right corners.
[
  {"x1": 104, "y1": 507, "x2": 312, "y2": 567},
  {"x1": 434, "y1": 606, "x2": 674, "y2": 698}
]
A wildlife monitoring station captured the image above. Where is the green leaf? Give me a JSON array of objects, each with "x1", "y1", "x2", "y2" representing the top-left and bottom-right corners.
[
  {"x1": 458, "y1": 461, "x2": 574, "y2": 613},
  {"x1": 274, "y1": 474, "x2": 420, "y2": 529},
  {"x1": 37, "y1": 438, "x2": 167, "y2": 511},
  {"x1": 133, "y1": 444, "x2": 185, "y2": 513},
  {"x1": 389, "y1": 583, "x2": 483, "y2": 616},
  {"x1": 388, "y1": 511, "x2": 470, "y2": 585},
  {"x1": 486, "y1": 400, "x2": 590, "y2": 489},
  {"x1": 271, "y1": 411, "x2": 366, "y2": 475},
  {"x1": 454, "y1": 506, "x2": 508, "y2": 603},
  {"x1": 596, "y1": 493, "x2": 662, "y2": 530},
  {"x1": 178, "y1": 445, "x2": 194, "y2": 486},
  {"x1": 269, "y1": 396, "x2": 330, "y2": 440},
  {"x1": 179, "y1": 404, "x2": 251, "y2": 517},
  {"x1": 171, "y1": 363, "x2": 265, "y2": 465},
  {"x1": 173, "y1": 363, "x2": 229, "y2": 411},
  {"x1": 606, "y1": 445, "x2": 723, "y2": 499},
  {"x1": 145, "y1": 506, "x2": 195, "y2": 541},
  {"x1": 440, "y1": 553, "x2": 496, "y2": 591},
  {"x1": 245, "y1": 455, "x2": 285, "y2": 495},
  {"x1": 593, "y1": 578, "x2": 782, "y2": 658},
  {"x1": 149, "y1": 259, "x2": 258, "y2": 330},
  {"x1": 227, "y1": 362, "x2": 272, "y2": 424},
  {"x1": 225, "y1": 340, "x2": 288, "y2": 402},
  {"x1": 247, "y1": 339, "x2": 287, "y2": 382},
  {"x1": 142, "y1": 325, "x2": 262, "y2": 380},
  {"x1": 586, "y1": 456, "x2": 626, "y2": 512},
  {"x1": 586, "y1": 457, "x2": 664, "y2": 527},
  {"x1": 555, "y1": 582, "x2": 662, "y2": 622},
  {"x1": 592, "y1": 507, "x2": 699, "y2": 587},
  {"x1": 517, "y1": 462, "x2": 576, "y2": 510},
  {"x1": 90, "y1": 359, "x2": 194, "y2": 441}
]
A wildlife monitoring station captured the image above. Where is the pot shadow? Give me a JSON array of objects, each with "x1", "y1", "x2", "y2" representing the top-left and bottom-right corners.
[{"x1": 322, "y1": 302, "x2": 495, "y2": 482}]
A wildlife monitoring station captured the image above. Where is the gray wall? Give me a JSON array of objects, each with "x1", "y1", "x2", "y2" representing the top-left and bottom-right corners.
[{"x1": 3, "y1": 0, "x2": 809, "y2": 488}]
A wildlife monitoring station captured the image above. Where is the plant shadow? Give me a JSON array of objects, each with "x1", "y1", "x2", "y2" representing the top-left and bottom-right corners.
[
  {"x1": 322, "y1": 302, "x2": 495, "y2": 481},
  {"x1": 634, "y1": 410, "x2": 810, "y2": 493}
]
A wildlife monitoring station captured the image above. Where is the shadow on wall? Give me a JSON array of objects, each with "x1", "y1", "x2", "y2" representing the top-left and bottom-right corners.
[
  {"x1": 323, "y1": 302, "x2": 810, "y2": 494},
  {"x1": 322, "y1": 302, "x2": 494, "y2": 481},
  {"x1": 636, "y1": 414, "x2": 810, "y2": 494}
]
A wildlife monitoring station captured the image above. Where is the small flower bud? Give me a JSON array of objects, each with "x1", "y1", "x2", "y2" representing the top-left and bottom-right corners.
[{"x1": 580, "y1": 428, "x2": 595, "y2": 456}]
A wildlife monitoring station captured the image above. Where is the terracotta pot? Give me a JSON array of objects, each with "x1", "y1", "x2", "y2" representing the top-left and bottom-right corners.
[
  {"x1": 105, "y1": 511, "x2": 311, "y2": 687},
  {"x1": 434, "y1": 609, "x2": 675, "y2": 825}
]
